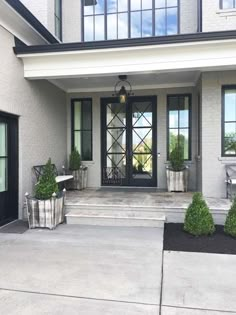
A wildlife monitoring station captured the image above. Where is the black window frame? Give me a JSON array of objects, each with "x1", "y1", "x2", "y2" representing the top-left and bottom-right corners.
[
  {"x1": 54, "y1": 0, "x2": 62, "y2": 41},
  {"x1": 167, "y1": 94, "x2": 192, "y2": 161},
  {"x1": 82, "y1": 0, "x2": 180, "y2": 42},
  {"x1": 222, "y1": 85, "x2": 236, "y2": 157},
  {"x1": 220, "y1": 0, "x2": 236, "y2": 9},
  {"x1": 71, "y1": 98, "x2": 93, "y2": 161}
]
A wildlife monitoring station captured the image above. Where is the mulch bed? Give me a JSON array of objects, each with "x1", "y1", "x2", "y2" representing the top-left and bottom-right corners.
[{"x1": 164, "y1": 223, "x2": 236, "y2": 255}]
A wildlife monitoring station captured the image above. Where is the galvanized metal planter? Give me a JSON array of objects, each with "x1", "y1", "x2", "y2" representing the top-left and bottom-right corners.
[
  {"x1": 166, "y1": 167, "x2": 188, "y2": 192},
  {"x1": 25, "y1": 189, "x2": 66, "y2": 230},
  {"x1": 67, "y1": 166, "x2": 88, "y2": 190}
]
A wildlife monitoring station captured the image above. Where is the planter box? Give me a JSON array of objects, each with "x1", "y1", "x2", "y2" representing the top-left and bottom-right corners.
[
  {"x1": 25, "y1": 190, "x2": 66, "y2": 230},
  {"x1": 66, "y1": 167, "x2": 88, "y2": 190},
  {"x1": 166, "y1": 167, "x2": 188, "y2": 192}
]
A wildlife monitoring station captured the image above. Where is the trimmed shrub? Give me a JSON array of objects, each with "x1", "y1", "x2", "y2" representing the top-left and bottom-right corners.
[
  {"x1": 169, "y1": 143, "x2": 185, "y2": 171},
  {"x1": 184, "y1": 192, "x2": 215, "y2": 236},
  {"x1": 224, "y1": 198, "x2": 236, "y2": 238},
  {"x1": 69, "y1": 149, "x2": 81, "y2": 171},
  {"x1": 35, "y1": 158, "x2": 59, "y2": 200}
]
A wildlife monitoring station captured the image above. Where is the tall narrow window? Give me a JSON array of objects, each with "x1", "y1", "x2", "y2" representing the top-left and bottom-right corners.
[
  {"x1": 72, "y1": 99, "x2": 92, "y2": 161},
  {"x1": 83, "y1": 0, "x2": 179, "y2": 41},
  {"x1": 55, "y1": 0, "x2": 62, "y2": 40},
  {"x1": 222, "y1": 87, "x2": 236, "y2": 156},
  {"x1": 167, "y1": 95, "x2": 191, "y2": 160},
  {"x1": 221, "y1": 0, "x2": 236, "y2": 9},
  {"x1": 0, "y1": 123, "x2": 8, "y2": 192}
]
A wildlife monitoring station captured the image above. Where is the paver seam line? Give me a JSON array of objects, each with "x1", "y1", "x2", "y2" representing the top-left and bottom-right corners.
[
  {"x1": 162, "y1": 304, "x2": 236, "y2": 314},
  {"x1": 0, "y1": 287, "x2": 159, "y2": 307}
]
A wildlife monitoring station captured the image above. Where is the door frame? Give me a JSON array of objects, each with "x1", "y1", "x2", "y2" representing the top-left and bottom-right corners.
[
  {"x1": 0, "y1": 111, "x2": 19, "y2": 226},
  {"x1": 100, "y1": 96, "x2": 157, "y2": 187}
]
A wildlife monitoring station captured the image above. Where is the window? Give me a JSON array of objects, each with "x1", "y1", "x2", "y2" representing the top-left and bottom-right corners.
[
  {"x1": 222, "y1": 87, "x2": 236, "y2": 156},
  {"x1": 221, "y1": 0, "x2": 236, "y2": 9},
  {"x1": 72, "y1": 99, "x2": 92, "y2": 161},
  {"x1": 82, "y1": 0, "x2": 179, "y2": 41},
  {"x1": 55, "y1": 0, "x2": 62, "y2": 40},
  {"x1": 0, "y1": 123, "x2": 8, "y2": 192},
  {"x1": 167, "y1": 94, "x2": 191, "y2": 160}
]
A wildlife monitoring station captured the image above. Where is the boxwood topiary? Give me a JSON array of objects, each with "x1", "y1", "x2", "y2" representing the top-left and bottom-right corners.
[
  {"x1": 184, "y1": 192, "x2": 215, "y2": 236},
  {"x1": 69, "y1": 149, "x2": 81, "y2": 171},
  {"x1": 35, "y1": 158, "x2": 59, "y2": 200},
  {"x1": 224, "y1": 198, "x2": 236, "y2": 238}
]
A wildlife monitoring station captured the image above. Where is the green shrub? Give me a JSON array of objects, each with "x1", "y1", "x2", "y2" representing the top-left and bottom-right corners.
[
  {"x1": 169, "y1": 143, "x2": 185, "y2": 171},
  {"x1": 69, "y1": 149, "x2": 81, "y2": 171},
  {"x1": 35, "y1": 158, "x2": 59, "y2": 200},
  {"x1": 224, "y1": 198, "x2": 236, "y2": 238},
  {"x1": 184, "y1": 192, "x2": 215, "y2": 236}
]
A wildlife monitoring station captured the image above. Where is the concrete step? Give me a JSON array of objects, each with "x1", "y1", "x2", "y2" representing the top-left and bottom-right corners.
[{"x1": 65, "y1": 206, "x2": 165, "y2": 228}]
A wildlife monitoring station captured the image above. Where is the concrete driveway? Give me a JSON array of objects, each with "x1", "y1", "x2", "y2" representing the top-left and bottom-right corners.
[{"x1": 0, "y1": 225, "x2": 163, "y2": 315}]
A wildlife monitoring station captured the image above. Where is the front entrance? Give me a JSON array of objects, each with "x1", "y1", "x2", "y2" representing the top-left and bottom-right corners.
[
  {"x1": 101, "y1": 96, "x2": 157, "y2": 187},
  {"x1": 0, "y1": 113, "x2": 18, "y2": 226}
]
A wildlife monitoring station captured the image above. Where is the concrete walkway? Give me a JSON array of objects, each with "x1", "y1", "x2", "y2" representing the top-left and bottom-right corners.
[{"x1": 0, "y1": 225, "x2": 163, "y2": 315}]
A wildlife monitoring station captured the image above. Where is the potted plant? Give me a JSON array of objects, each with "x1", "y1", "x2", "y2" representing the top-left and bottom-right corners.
[
  {"x1": 68, "y1": 149, "x2": 88, "y2": 190},
  {"x1": 25, "y1": 158, "x2": 66, "y2": 230},
  {"x1": 166, "y1": 143, "x2": 188, "y2": 192}
]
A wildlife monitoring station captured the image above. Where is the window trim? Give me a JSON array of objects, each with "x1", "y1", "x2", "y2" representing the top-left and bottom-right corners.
[
  {"x1": 82, "y1": 0, "x2": 180, "y2": 42},
  {"x1": 167, "y1": 93, "x2": 192, "y2": 161},
  {"x1": 54, "y1": 0, "x2": 62, "y2": 41},
  {"x1": 71, "y1": 98, "x2": 93, "y2": 161},
  {"x1": 221, "y1": 85, "x2": 236, "y2": 157},
  {"x1": 220, "y1": 0, "x2": 236, "y2": 9}
]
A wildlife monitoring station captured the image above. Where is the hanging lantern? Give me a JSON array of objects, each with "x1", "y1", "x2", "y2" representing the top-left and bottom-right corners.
[{"x1": 113, "y1": 75, "x2": 133, "y2": 104}]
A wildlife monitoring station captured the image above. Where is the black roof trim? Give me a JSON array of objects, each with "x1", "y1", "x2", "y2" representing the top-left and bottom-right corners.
[
  {"x1": 14, "y1": 30, "x2": 236, "y2": 55},
  {"x1": 5, "y1": 0, "x2": 59, "y2": 44}
]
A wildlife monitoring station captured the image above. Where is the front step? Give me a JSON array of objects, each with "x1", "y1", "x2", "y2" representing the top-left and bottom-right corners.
[{"x1": 65, "y1": 206, "x2": 165, "y2": 228}]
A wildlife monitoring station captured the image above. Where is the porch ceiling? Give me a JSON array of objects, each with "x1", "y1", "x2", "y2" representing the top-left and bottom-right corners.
[{"x1": 15, "y1": 38, "x2": 236, "y2": 92}]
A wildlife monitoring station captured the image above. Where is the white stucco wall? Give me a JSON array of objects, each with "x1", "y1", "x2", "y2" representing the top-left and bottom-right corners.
[
  {"x1": 202, "y1": 0, "x2": 236, "y2": 32},
  {"x1": 201, "y1": 71, "x2": 236, "y2": 198},
  {"x1": 67, "y1": 87, "x2": 198, "y2": 191},
  {"x1": 0, "y1": 26, "x2": 67, "y2": 218}
]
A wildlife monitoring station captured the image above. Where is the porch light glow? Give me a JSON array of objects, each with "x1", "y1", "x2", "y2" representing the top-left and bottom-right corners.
[{"x1": 113, "y1": 75, "x2": 133, "y2": 104}]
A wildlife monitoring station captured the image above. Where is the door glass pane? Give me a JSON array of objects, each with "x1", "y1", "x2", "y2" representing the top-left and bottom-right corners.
[
  {"x1": 0, "y1": 123, "x2": 7, "y2": 156},
  {"x1": 132, "y1": 102, "x2": 152, "y2": 127},
  {"x1": 133, "y1": 154, "x2": 152, "y2": 179},
  {"x1": 133, "y1": 128, "x2": 152, "y2": 153},
  {"x1": 107, "y1": 103, "x2": 126, "y2": 128},
  {"x1": 0, "y1": 159, "x2": 7, "y2": 192},
  {"x1": 107, "y1": 154, "x2": 126, "y2": 177},
  {"x1": 107, "y1": 129, "x2": 126, "y2": 153}
]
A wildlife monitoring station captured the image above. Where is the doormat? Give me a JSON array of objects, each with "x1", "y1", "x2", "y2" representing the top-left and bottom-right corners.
[
  {"x1": 0, "y1": 220, "x2": 29, "y2": 234},
  {"x1": 97, "y1": 187, "x2": 160, "y2": 193}
]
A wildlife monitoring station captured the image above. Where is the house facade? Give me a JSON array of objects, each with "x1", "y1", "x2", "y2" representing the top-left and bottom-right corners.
[{"x1": 1, "y1": 0, "x2": 236, "y2": 224}]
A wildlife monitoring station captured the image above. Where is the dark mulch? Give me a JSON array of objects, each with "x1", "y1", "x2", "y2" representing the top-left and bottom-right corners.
[{"x1": 164, "y1": 223, "x2": 236, "y2": 255}]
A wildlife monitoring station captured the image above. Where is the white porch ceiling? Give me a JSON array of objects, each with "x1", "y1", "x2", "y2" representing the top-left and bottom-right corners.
[{"x1": 49, "y1": 71, "x2": 200, "y2": 93}]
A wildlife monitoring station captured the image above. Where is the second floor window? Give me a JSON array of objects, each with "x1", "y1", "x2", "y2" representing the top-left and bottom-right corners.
[
  {"x1": 83, "y1": 0, "x2": 179, "y2": 41},
  {"x1": 55, "y1": 0, "x2": 62, "y2": 40},
  {"x1": 221, "y1": 0, "x2": 236, "y2": 9}
]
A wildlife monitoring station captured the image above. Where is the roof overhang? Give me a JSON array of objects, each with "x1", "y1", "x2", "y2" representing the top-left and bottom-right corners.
[{"x1": 15, "y1": 36, "x2": 236, "y2": 80}]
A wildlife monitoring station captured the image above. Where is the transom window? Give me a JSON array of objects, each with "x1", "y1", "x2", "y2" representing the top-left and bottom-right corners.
[
  {"x1": 222, "y1": 87, "x2": 236, "y2": 156},
  {"x1": 83, "y1": 0, "x2": 179, "y2": 41},
  {"x1": 167, "y1": 95, "x2": 191, "y2": 160},
  {"x1": 72, "y1": 99, "x2": 93, "y2": 161},
  {"x1": 220, "y1": 0, "x2": 236, "y2": 9},
  {"x1": 55, "y1": 0, "x2": 62, "y2": 40}
]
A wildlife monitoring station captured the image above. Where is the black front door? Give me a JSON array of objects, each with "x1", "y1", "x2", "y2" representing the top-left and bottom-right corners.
[
  {"x1": 101, "y1": 96, "x2": 157, "y2": 187},
  {"x1": 0, "y1": 113, "x2": 18, "y2": 226}
]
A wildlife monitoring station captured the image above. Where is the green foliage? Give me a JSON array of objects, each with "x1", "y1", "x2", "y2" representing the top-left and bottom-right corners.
[
  {"x1": 69, "y1": 149, "x2": 81, "y2": 170},
  {"x1": 169, "y1": 142, "x2": 185, "y2": 171},
  {"x1": 184, "y1": 192, "x2": 215, "y2": 236},
  {"x1": 224, "y1": 198, "x2": 236, "y2": 238},
  {"x1": 35, "y1": 158, "x2": 59, "y2": 200}
]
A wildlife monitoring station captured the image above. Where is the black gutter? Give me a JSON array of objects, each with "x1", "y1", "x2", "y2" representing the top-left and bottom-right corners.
[
  {"x1": 5, "y1": 0, "x2": 59, "y2": 44},
  {"x1": 14, "y1": 29, "x2": 236, "y2": 55}
]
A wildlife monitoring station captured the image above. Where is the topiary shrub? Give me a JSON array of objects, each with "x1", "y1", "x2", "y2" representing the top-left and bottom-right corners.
[
  {"x1": 224, "y1": 198, "x2": 236, "y2": 238},
  {"x1": 184, "y1": 192, "x2": 215, "y2": 236},
  {"x1": 35, "y1": 158, "x2": 59, "y2": 200},
  {"x1": 69, "y1": 149, "x2": 81, "y2": 171},
  {"x1": 169, "y1": 143, "x2": 185, "y2": 171}
]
